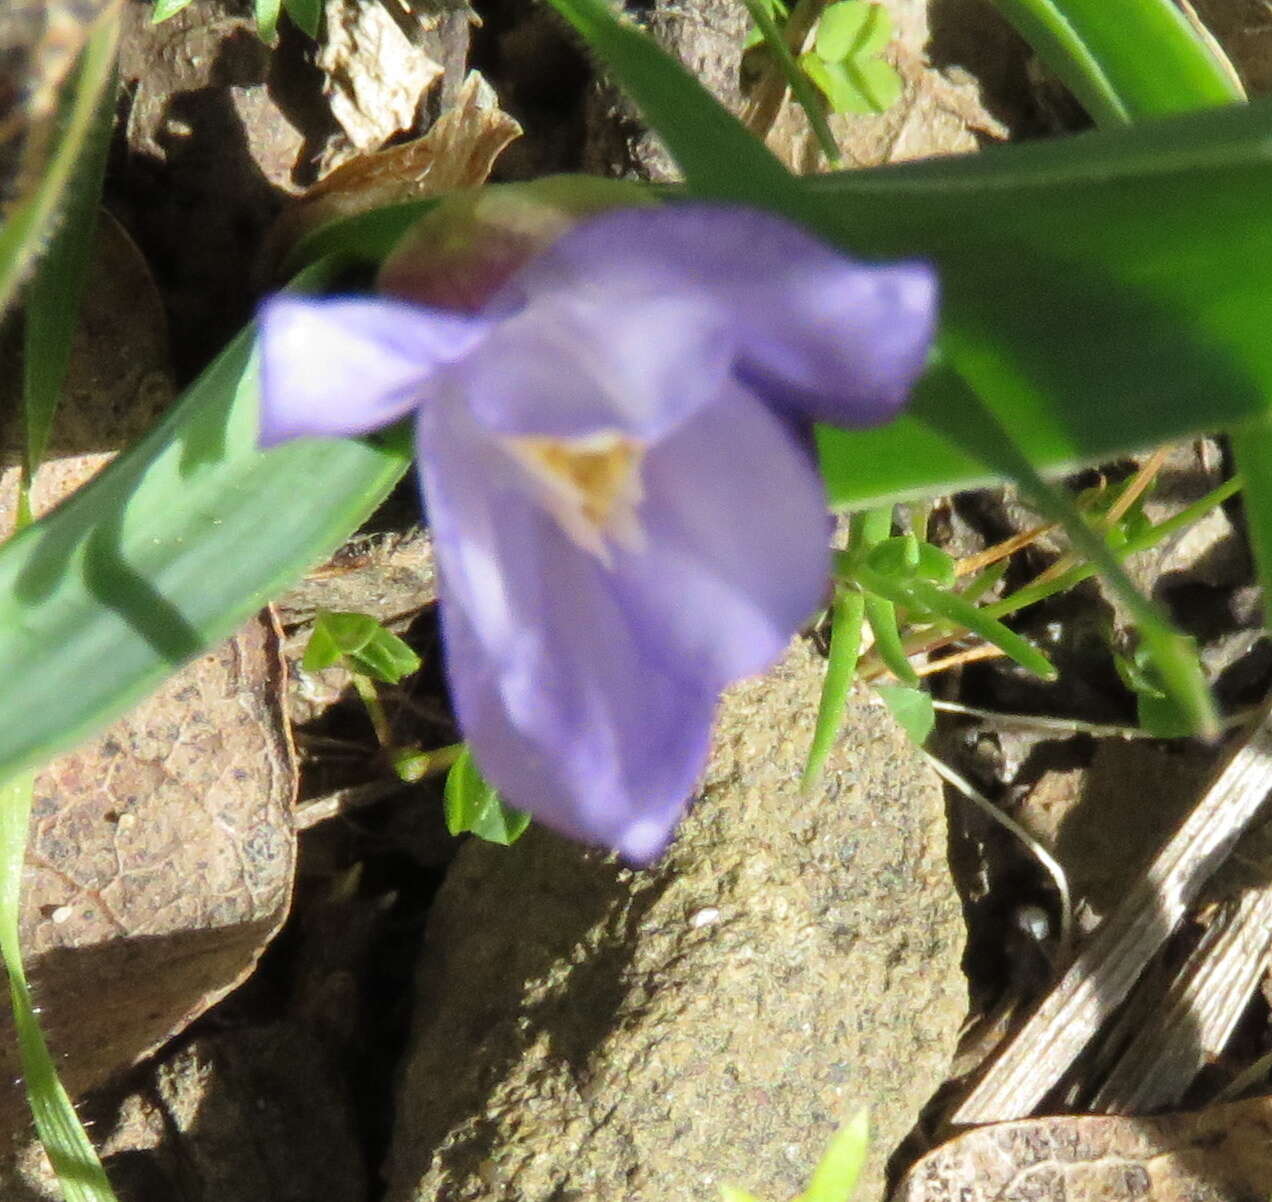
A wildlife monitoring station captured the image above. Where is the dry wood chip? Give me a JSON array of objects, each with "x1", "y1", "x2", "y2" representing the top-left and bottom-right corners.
[
  {"x1": 951, "y1": 702, "x2": 1272, "y2": 1125},
  {"x1": 1089, "y1": 884, "x2": 1272, "y2": 1114}
]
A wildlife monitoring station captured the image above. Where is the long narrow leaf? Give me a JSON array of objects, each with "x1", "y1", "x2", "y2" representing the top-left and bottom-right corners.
[
  {"x1": 810, "y1": 99, "x2": 1272, "y2": 505},
  {"x1": 0, "y1": 261, "x2": 411, "y2": 784},
  {"x1": 863, "y1": 593, "x2": 916, "y2": 686},
  {"x1": 0, "y1": 14, "x2": 119, "y2": 318},
  {"x1": 910, "y1": 367, "x2": 1217, "y2": 735},
  {"x1": 988, "y1": 0, "x2": 1238, "y2": 125},
  {"x1": 803, "y1": 588, "x2": 866, "y2": 789},
  {"x1": 0, "y1": 775, "x2": 116, "y2": 1202},
  {"x1": 22, "y1": 71, "x2": 117, "y2": 522}
]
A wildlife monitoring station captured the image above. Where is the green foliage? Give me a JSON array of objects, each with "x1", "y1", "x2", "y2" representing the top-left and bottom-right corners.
[
  {"x1": 5, "y1": 74, "x2": 124, "y2": 1200},
  {"x1": 444, "y1": 748, "x2": 532, "y2": 845},
  {"x1": 152, "y1": 0, "x2": 319, "y2": 39},
  {"x1": 0, "y1": 259, "x2": 412, "y2": 788},
  {"x1": 802, "y1": 588, "x2": 866, "y2": 790},
  {"x1": 987, "y1": 0, "x2": 1238, "y2": 126},
  {"x1": 0, "y1": 17, "x2": 118, "y2": 321},
  {"x1": 800, "y1": 2, "x2": 903, "y2": 115},
  {"x1": 800, "y1": 1109, "x2": 870, "y2": 1202},
  {"x1": 721, "y1": 1109, "x2": 869, "y2": 1202},
  {"x1": 0, "y1": 774, "x2": 118, "y2": 1202},
  {"x1": 149, "y1": 0, "x2": 193, "y2": 22},
  {"x1": 303, "y1": 611, "x2": 421, "y2": 684},
  {"x1": 876, "y1": 685, "x2": 935, "y2": 746},
  {"x1": 281, "y1": 0, "x2": 322, "y2": 38},
  {"x1": 1114, "y1": 645, "x2": 1197, "y2": 738}
]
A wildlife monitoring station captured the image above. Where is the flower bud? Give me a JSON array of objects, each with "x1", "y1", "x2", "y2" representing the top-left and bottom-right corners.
[{"x1": 377, "y1": 176, "x2": 655, "y2": 312}]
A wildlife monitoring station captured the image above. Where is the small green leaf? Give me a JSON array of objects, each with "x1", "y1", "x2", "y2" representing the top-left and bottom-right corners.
[
  {"x1": 815, "y1": 2, "x2": 889, "y2": 61},
  {"x1": 846, "y1": 56, "x2": 903, "y2": 112},
  {"x1": 282, "y1": 0, "x2": 322, "y2": 37},
  {"x1": 444, "y1": 748, "x2": 532, "y2": 844},
  {"x1": 876, "y1": 684, "x2": 934, "y2": 747},
  {"x1": 151, "y1": 0, "x2": 195, "y2": 21},
  {"x1": 903, "y1": 577, "x2": 1056, "y2": 680},
  {"x1": 800, "y1": 1109, "x2": 870, "y2": 1202},
  {"x1": 1136, "y1": 692, "x2": 1196, "y2": 738},
  {"x1": 863, "y1": 592, "x2": 918, "y2": 686},
  {"x1": 800, "y1": 54, "x2": 856, "y2": 113},
  {"x1": 303, "y1": 612, "x2": 421, "y2": 684},
  {"x1": 864, "y1": 537, "x2": 955, "y2": 586},
  {"x1": 803, "y1": 588, "x2": 866, "y2": 789},
  {"x1": 719, "y1": 1187, "x2": 766, "y2": 1202},
  {"x1": 255, "y1": 0, "x2": 283, "y2": 42},
  {"x1": 1116, "y1": 646, "x2": 1196, "y2": 737}
]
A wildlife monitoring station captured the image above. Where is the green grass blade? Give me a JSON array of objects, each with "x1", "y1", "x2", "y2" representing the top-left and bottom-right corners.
[
  {"x1": 902, "y1": 577, "x2": 1055, "y2": 680},
  {"x1": 800, "y1": 1108, "x2": 869, "y2": 1202},
  {"x1": 0, "y1": 260, "x2": 411, "y2": 785},
  {"x1": 740, "y1": 0, "x2": 841, "y2": 165},
  {"x1": 0, "y1": 14, "x2": 119, "y2": 319},
  {"x1": 21, "y1": 70, "x2": 117, "y2": 523},
  {"x1": 911, "y1": 367, "x2": 1217, "y2": 736},
  {"x1": 538, "y1": 0, "x2": 822, "y2": 219},
  {"x1": 989, "y1": 0, "x2": 1239, "y2": 125},
  {"x1": 862, "y1": 593, "x2": 916, "y2": 686},
  {"x1": 0, "y1": 775, "x2": 117, "y2": 1202},
  {"x1": 803, "y1": 588, "x2": 865, "y2": 790}
]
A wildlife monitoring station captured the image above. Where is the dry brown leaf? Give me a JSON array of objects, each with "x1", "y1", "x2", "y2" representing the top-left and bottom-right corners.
[
  {"x1": 316, "y1": 0, "x2": 447, "y2": 157},
  {"x1": 0, "y1": 211, "x2": 296, "y2": 1131},
  {"x1": 268, "y1": 70, "x2": 521, "y2": 268},
  {"x1": 894, "y1": 1094, "x2": 1272, "y2": 1202}
]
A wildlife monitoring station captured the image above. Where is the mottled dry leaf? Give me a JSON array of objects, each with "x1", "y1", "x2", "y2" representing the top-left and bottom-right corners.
[
  {"x1": 894, "y1": 1095, "x2": 1272, "y2": 1202},
  {"x1": 271, "y1": 70, "x2": 520, "y2": 262},
  {"x1": 0, "y1": 212, "x2": 296, "y2": 1129}
]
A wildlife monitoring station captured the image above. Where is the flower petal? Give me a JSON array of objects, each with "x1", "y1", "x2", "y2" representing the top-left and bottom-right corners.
[
  {"x1": 509, "y1": 204, "x2": 937, "y2": 429},
  {"x1": 256, "y1": 296, "x2": 488, "y2": 447},
  {"x1": 440, "y1": 593, "x2": 715, "y2": 863},
  {"x1": 612, "y1": 379, "x2": 830, "y2": 687},
  {"x1": 460, "y1": 290, "x2": 734, "y2": 441},
  {"x1": 417, "y1": 401, "x2": 720, "y2": 862}
]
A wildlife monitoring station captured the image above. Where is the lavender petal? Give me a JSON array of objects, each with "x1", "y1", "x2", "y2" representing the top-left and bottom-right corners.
[
  {"x1": 256, "y1": 296, "x2": 487, "y2": 447},
  {"x1": 509, "y1": 204, "x2": 938, "y2": 429},
  {"x1": 417, "y1": 403, "x2": 719, "y2": 862},
  {"x1": 614, "y1": 378, "x2": 830, "y2": 688}
]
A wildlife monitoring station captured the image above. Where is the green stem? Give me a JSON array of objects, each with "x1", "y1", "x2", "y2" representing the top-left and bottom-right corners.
[{"x1": 740, "y1": 0, "x2": 842, "y2": 166}]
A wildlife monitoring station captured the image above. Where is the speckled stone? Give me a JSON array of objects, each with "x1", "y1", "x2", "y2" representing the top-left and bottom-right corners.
[{"x1": 386, "y1": 639, "x2": 966, "y2": 1202}]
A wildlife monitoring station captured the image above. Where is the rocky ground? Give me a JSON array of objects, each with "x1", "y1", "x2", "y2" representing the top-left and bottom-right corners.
[{"x1": 3, "y1": 1, "x2": 1272, "y2": 1200}]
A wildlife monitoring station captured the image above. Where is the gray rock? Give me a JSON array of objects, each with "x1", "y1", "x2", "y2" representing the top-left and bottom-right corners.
[
  {"x1": 11, "y1": 1025, "x2": 366, "y2": 1202},
  {"x1": 386, "y1": 639, "x2": 965, "y2": 1202}
]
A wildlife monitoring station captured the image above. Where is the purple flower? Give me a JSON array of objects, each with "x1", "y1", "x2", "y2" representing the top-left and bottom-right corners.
[{"x1": 259, "y1": 203, "x2": 936, "y2": 862}]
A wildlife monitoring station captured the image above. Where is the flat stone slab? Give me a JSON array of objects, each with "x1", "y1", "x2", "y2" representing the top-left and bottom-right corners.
[{"x1": 387, "y1": 639, "x2": 966, "y2": 1202}]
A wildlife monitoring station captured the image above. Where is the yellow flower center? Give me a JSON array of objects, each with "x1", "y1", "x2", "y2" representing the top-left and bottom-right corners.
[{"x1": 506, "y1": 433, "x2": 647, "y2": 564}]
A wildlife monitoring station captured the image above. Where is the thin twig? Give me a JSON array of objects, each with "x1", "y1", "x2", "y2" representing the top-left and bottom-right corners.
[{"x1": 919, "y1": 748, "x2": 1073, "y2": 958}]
